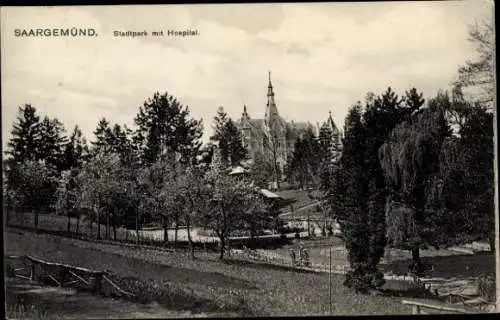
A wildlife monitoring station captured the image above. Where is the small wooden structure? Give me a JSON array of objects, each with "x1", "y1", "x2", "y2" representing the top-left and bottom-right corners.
[{"x1": 5, "y1": 255, "x2": 134, "y2": 298}]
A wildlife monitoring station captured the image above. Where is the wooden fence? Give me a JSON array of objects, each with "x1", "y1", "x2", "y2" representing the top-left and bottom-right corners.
[
  {"x1": 5, "y1": 255, "x2": 134, "y2": 298},
  {"x1": 402, "y1": 299, "x2": 492, "y2": 314}
]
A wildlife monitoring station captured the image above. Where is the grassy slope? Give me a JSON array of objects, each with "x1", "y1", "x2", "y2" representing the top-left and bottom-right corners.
[
  {"x1": 7, "y1": 211, "x2": 494, "y2": 279},
  {"x1": 5, "y1": 230, "x2": 412, "y2": 316}
]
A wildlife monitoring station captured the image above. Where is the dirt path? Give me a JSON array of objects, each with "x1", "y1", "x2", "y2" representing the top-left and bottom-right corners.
[{"x1": 6, "y1": 278, "x2": 230, "y2": 319}]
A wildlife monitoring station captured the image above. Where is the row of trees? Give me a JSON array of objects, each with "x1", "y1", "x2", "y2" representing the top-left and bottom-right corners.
[
  {"x1": 284, "y1": 119, "x2": 342, "y2": 191},
  {"x1": 327, "y1": 18, "x2": 495, "y2": 293},
  {"x1": 326, "y1": 84, "x2": 494, "y2": 293},
  {"x1": 4, "y1": 92, "x2": 278, "y2": 260}
]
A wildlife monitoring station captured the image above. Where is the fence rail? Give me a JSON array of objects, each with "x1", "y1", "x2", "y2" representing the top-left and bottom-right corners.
[
  {"x1": 5, "y1": 255, "x2": 134, "y2": 298},
  {"x1": 402, "y1": 299, "x2": 477, "y2": 314}
]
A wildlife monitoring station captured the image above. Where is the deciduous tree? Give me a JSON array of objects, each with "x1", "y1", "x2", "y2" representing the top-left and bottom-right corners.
[
  {"x1": 455, "y1": 18, "x2": 495, "y2": 108},
  {"x1": 379, "y1": 94, "x2": 451, "y2": 273}
]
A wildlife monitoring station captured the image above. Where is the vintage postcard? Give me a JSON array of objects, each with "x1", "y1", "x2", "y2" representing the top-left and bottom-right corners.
[{"x1": 2, "y1": 1, "x2": 497, "y2": 318}]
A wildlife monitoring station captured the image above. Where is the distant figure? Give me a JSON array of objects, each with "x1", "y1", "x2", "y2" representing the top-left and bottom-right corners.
[
  {"x1": 301, "y1": 248, "x2": 310, "y2": 267},
  {"x1": 290, "y1": 249, "x2": 297, "y2": 266}
]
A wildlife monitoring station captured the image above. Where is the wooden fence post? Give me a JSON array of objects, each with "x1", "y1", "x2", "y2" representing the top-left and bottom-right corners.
[
  {"x1": 94, "y1": 272, "x2": 103, "y2": 294},
  {"x1": 30, "y1": 262, "x2": 36, "y2": 281},
  {"x1": 59, "y1": 268, "x2": 68, "y2": 286},
  {"x1": 412, "y1": 305, "x2": 420, "y2": 314}
]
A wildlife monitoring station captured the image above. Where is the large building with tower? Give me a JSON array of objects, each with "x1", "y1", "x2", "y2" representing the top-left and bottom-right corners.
[{"x1": 236, "y1": 72, "x2": 315, "y2": 173}]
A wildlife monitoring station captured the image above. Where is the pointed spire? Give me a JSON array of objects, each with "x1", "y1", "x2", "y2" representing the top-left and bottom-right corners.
[
  {"x1": 267, "y1": 70, "x2": 275, "y2": 98},
  {"x1": 265, "y1": 70, "x2": 279, "y2": 126},
  {"x1": 241, "y1": 104, "x2": 250, "y2": 121}
]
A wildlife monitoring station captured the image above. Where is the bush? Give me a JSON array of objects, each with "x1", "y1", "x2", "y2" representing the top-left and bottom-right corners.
[{"x1": 477, "y1": 274, "x2": 495, "y2": 302}]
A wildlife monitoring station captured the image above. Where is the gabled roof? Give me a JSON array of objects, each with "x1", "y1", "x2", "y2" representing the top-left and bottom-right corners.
[
  {"x1": 249, "y1": 119, "x2": 265, "y2": 129},
  {"x1": 229, "y1": 166, "x2": 249, "y2": 175},
  {"x1": 260, "y1": 189, "x2": 284, "y2": 199}
]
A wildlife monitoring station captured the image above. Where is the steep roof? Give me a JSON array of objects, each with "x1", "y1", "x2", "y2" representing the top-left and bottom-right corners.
[{"x1": 249, "y1": 119, "x2": 264, "y2": 129}]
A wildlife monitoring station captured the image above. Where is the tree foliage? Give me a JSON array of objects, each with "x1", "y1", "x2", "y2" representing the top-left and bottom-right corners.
[
  {"x1": 134, "y1": 92, "x2": 203, "y2": 165},
  {"x1": 5, "y1": 160, "x2": 58, "y2": 229},
  {"x1": 6, "y1": 104, "x2": 42, "y2": 163},
  {"x1": 318, "y1": 119, "x2": 342, "y2": 192},
  {"x1": 286, "y1": 127, "x2": 321, "y2": 189},
  {"x1": 210, "y1": 106, "x2": 248, "y2": 167},
  {"x1": 73, "y1": 153, "x2": 127, "y2": 239},
  {"x1": 332, "y1": 87, "x2": 423, "y2": 292},
  {"x1": 437, "y1": 104, "x2": 495, "y2": 250},
  {"x1": 455, "y1": 18, "x2": 495, "y2": 108},
  {"x1": 249, "y1": 151, "x2": 274, "y2": 189},
  {"x1": 379, "y1": 94, "x2": 451, "y2": 270},
  {"x1": 64, "y1": 125, "x2": 90, "y2": 170},
  {"x1": 38, "y1": 116, "x2": 68, "y2": 171},
  {"x1": 91, "y1": 118, "x2": 113, "y2": 155},
  {"x1": 202, "y1": 146, "x2": 269, "y2": 259}
]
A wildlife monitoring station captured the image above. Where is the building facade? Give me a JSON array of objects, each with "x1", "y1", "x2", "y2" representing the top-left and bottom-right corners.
[{"x1": 236, "y1": 72, "x2": 314, "y2": 172}]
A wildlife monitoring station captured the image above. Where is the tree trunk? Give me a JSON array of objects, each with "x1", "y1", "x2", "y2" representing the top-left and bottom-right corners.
[
  {"x1": 67, "y1": 210, "x2": 71, "y2": 233},
  {"x1": 307, "y1": 214, "x2": 311, "y2": 238},
  {"x1": 163, "y1": 216, "x2": 169, "y2": 245},
  {"x1": 76, "y1": 215, "x2": 80, "y2": 234},
  {"x1": 106, "y1": 210, "x2": 110, "y2": 240},
  {"x1": 6, "y1": 207, "x2": 11, "y2": 227},
  {"x1": 411, "y1": 247, "x2": 421, "y2": 272},
  {"x1": 21, "y1": 210, "x2": 25, "y2": 227},
  {"x1": 219, "y1": 233, "x2": 225, "y2": 260},
  {"x1": 89, "y1": 213, "x2": 93, "y2": 238},
  {"x1": 174, "y1": 214, "x2": 179, "y2": 249},
  {"x1": 489, "y1": 232, "x2": 495, "y2": 253},
  {"x1": 113, "y1": 209, "x2": 117, "y2": 241},
  {"x1": 34, "y1": 210, "x2": 39, "y2": 232},
  {"x1": 135, "y1": 209, "x2": 140, "y2": 245},
  {"x1": 97, "y1": 209, "x2": 101, "y2": 240},
  {"x1": 186, "y1": 216, "x2": 195, "y2": 258}
]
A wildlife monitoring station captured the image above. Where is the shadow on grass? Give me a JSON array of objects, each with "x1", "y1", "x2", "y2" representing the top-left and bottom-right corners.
[
  {"x1": 368, "y1": 279, "x2": 439, "y2": 302},
  {"x1": 6, "y1": 230, "x2": 259, "y2": 292},
  {"x1": 6, "y1": 224, "x2": 220, "y2": 252},
  {"x1": 223, "y1": 258, "x2": 320, "y2": 274},
  {"x1": 104, "y1": 272, "x2": 255, "y2": 316}
]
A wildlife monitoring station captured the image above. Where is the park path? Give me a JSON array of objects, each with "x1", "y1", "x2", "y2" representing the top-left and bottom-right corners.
[{"x1": 6, "y1": 277, "x2": 224, "y2": 319}]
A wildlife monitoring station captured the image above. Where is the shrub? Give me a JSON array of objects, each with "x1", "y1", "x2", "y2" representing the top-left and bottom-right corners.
[{"x1": 477, "y1": 274, "x2": 495, "y2": 302}]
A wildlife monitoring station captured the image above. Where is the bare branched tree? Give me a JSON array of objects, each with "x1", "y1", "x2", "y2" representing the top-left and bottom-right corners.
[{"x1": 455, "y1": 18, "x2": 495, "y2": 109}]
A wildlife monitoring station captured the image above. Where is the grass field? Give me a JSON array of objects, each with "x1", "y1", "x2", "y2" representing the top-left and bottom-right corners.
[{"x1": 5, "y1": 229, "x2": 414, "y2": 317}]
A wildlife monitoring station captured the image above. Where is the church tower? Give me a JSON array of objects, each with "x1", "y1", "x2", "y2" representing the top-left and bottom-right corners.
[
  {"x1": 263, "y1": 70, "x2": 288, "y2": 179},
  {"x1": 264, "y1": 70, "x2": 280, "y2": 126},
  {"x1": 240, "y1": 105, "x2": 251, "y2": 150}
]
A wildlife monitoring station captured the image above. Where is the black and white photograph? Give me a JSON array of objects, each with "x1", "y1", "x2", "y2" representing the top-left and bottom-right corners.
[{"x1": 1, "y1": 1, "x2": 498, "y2": 317}]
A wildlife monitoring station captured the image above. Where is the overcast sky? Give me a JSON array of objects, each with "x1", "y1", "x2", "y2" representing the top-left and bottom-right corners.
[{"x1": 1, "y1": 1, "x2": 494, "y2": 150}]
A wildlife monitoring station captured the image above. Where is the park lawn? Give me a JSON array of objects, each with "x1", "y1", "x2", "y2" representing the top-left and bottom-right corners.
[
  {"x1": 8, "y1": 211, "x2": 494, "y2": 280},
  {"x1": 6, "y1": 210, "x2": 131, "y2": 238},
  {"x1": 5, "y1": 230, "x2": 412, "y2": 316}
]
